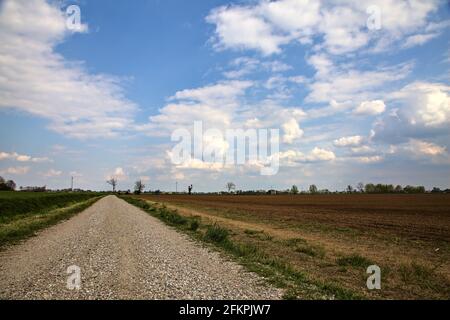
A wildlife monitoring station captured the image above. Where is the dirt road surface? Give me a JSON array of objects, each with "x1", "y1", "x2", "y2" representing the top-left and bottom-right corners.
[{"x1": 0, "y1": 196, "x2": 281, "y2": 300}]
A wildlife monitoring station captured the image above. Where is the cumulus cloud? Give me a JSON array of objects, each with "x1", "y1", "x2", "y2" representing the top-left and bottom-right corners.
[
  {"x1": 42, "y1": 169, "x2": 63, "y2": 177},
  {"x1": 406, "y1": 139, "x2": 447, "y2": 157},
  {"x1": 0, "y1": 0, "x2": 137, "y2": 139},
  {"x1": 0, "y1": 151, "x2": 51, "y2": 163},
  {"x1": 282, "y1": 118, "x2": 304, "y2": 144},
  {"x1": 391, "y1": 82, "x2": 450, "y2": 127},
  {"x1": 107, "y1": 167, "x2": 127, "y2": 181},
  {"x1": 355, "y1": 156, "x2": 383, "y2": 164},
  {"x1": 334, "y1": 136, "x2": 364, "y2": 147},
  {"x1": 373, "y1": 82, "x2": 450, "y2": 144},
  {"x1": 0, "y1": 166, "x2": 30, "y2": 175},
  {"x1": 354, "y1": 100, "x2": 386, "y2": 116},
  {"x1": 279, "y1": 147, "x2": 336, "y2": 164},
  {"x1": 206, "y1": 0, "x2": 443, "y2": 56},
  {"x1": 206, "y1": 5, "x2": 290, "y2": 55}
]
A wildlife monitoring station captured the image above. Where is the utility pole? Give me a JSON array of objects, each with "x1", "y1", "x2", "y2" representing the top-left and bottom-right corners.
[
  {"x1": 71, "y1": 176, "x2": 74, "y2": 191},
  {"x1": 176, "y1": 181, "x2": 178, "y2": 193}
]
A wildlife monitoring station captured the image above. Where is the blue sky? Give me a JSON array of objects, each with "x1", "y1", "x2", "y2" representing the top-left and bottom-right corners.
[{"x1": 0, "y1": 0, "x2": 449, "y2": 192}]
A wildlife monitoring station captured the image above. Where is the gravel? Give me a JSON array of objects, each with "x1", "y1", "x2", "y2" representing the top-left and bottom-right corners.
[{"x1": 0, "y1": 196, "x2": 282, "y2": 300}]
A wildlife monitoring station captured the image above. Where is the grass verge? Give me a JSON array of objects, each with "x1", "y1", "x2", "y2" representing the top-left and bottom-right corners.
[
  {"x1": 121, "y1": 196, "x2": 362, "y2": 300},
  {"x1": 0, "y1": 196, "x2": 103, "y2": 248}
]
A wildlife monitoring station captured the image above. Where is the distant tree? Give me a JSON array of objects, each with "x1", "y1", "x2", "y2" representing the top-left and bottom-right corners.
[
  {"x1": 395, "y1": 185, "x2": 403, "y2": 193},
  {"x1": 291, "y1": 185, "x2": 299, "y2": 194},
  {"x1": 356, "y1": 182, "x2": 364, "y2": 193},
  {"x1": 106, "y1": 178, "x2": 118, "y2": 192},
  {"x1": 0, "y1": 177, "x2": 16, "y2": 191},
  {"x1": 404, "y1": 185, "x2": 426, "y2": 194},
  {"x1": 226, "y1": 182, "x2": 236, "y2": 193},
  {"x1": 346, "y1": 185, "x2": 354, "y2": 193},
  {"x1": 364, "y1": 183, "x2": 375, "y2": 193},
  {"x1": 134, "y1": 180, "x2": 145, "y2": 194},
  {"x1": 5, "y1": 180, "x2": 16, "y2": 191},
  {"x1": 188, "y1": 184, "x2": 193, "y2": 195},
  {"x1": 431, "y1": 187, "x2": 442, "y2": 193},
  {"x1": 309, "y1": 184, "x2": 318, "y2": 194}
]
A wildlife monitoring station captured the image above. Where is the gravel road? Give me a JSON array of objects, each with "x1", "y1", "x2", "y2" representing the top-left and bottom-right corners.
[{"x1": 0, "y1": 196, "x2": 282, "y2": 300}]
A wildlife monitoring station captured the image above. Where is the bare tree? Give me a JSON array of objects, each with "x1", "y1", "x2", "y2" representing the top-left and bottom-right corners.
[
  {"x1": 346, "y1": 185, "x2": 354, "y2": 193},
  {"x1": 226, "y1": 182, "x2": 236, "y2": 193},
  {"x1": 309, "y1": 184, "x2": 318, "y2": 194},
  {"x1": 291, "y1": 185, "x2": 299, "y2": 194},
  {"x1": 134, "y1": 180, "x2": 145, "y2": 194},
  {"x1": 356, "y1": 182, "x2": 365, "y2": 193},
  {"x1": 106, "y1": 178, "x2": 118, "y2": 192}
]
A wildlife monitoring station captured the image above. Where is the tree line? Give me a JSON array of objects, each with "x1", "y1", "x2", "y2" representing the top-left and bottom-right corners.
[
  {"x1": 290, "y1": 183, "x2": 440, "y2": 194},
  {"x1": 224, "y1": 182, "x2": 445, "y2": 195},
  {"x1": 0, "y1": 176, "x2": 16, "y2": 191}
]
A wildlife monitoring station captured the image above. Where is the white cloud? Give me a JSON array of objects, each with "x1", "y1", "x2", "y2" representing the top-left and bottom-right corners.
[
  {"x1": 263, "y1": 60, "x2": 292, "y2": 73},
  {"x1": 372, "y1": 82, "x2": 450, "y2": 145},
  {"x1": 223, "y1": 57, "x2": 259, "y2": 79},
  {"x1": 107, "y1": 167, "x2": 127, "y2": 181},
  {"x1": 0, "y1": 152, "x2": 12, "y2": 161},
  {"x1": 402, "y1": 33, "x2": 440, "y2": 49},
  {"x1": 139, "y1": 81, "x2": 252, "y2": 135},
  {"x1": 308, "y1": 147, "x2": 336, "y2": 162},
  {"x1": 306, "y1": 55, "x2": 412, "y2": 104},
  {"x1": 223, "y1": 58, "x2": 292, "y2": 79},
  {"x1": 282, "y1": 118, "x2": 304, "y2": 144},
  {"x1": 355, "y1": 156, "x2": 383, "y2": 164},
  {"x1": 406, "y1": 139, "x2": 447, "y2": 157},
  {"x1": 334, "y1": 136, "x2": 364, "y2": 147},
  {"x1": 279, "y1": 147, "x2": 336, "y2": 164},
  {"x1": 350, "y1": 145, "x2": 376, "y2": 155},
  {"x1": 391, "y1": 82, "x2": 450, "y2": 127},
  {"x1": 0, "y1": 166, "x2": 30, "y2": 175},
  {"x1": 0, "y1": 0, "x2": 137, "y2": 139},
  {"x1": 0, "y1": 151, "x2": 51, "y2": 163},
  {"x1": 173, "y1": 157, "x2": 226, "y2": 172},
  {"x1": 354, "y1": 100, "x2": 386, "y2": 116},
  {"x1": 42, "y1": 169, "x2": 63, "y2": 177},
  {"x1": 70, "y1": 171, "x2": 83, "y2": 178},
  {"x1": 171, "y1": 80, "x2": 252, "y2": 104},
  {"x1": 16, "y1": 155, "x2": 32, "y2": 162},
  {"x1": 206, "y1": 0, "x2": 443, "y2": 55},
  {"x1": 206, "y1": 5, "x2": 289, "y2": 55}
]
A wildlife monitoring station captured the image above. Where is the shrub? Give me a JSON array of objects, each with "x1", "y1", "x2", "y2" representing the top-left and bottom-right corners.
[
  {"x1": 189, "y1": 219, "x2": 200, "y2": 231},
  {"x1": 158, "y1": 209, "x2": 188, "y2": 225},
  {"x1": 204, "y1": 224, "x2": 229, "y2": 243}
]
